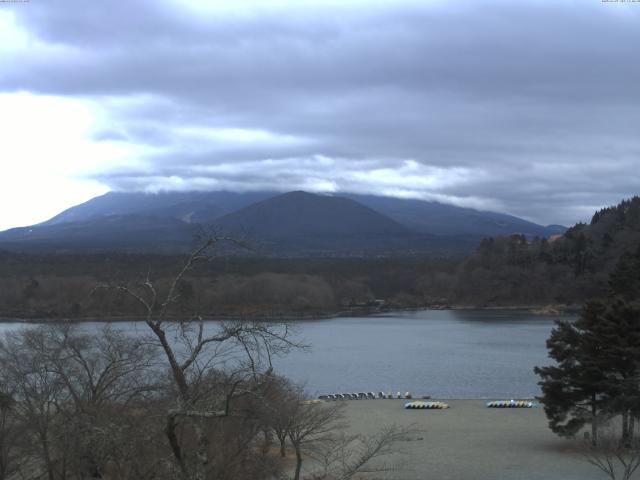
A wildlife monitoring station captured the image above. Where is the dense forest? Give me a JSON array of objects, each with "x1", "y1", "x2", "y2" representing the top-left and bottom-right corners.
[
  {"x1": 0, "y1": 253, "x2": 458, "y2": 319},
  {"x1": 1, "y1": 197, "x2": 639, "y2": 320},
  {"x1": 455, "y1": 196, "x2": 640, "y2": 306}
]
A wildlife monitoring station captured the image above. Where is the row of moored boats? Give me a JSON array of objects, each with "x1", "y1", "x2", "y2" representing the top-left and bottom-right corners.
[
  {"x1": 318, "y1": 391, "x2": 428, "y2": 400},
  {"x1": 316, "y1": 393, "x2": 536, "y2": 409}
]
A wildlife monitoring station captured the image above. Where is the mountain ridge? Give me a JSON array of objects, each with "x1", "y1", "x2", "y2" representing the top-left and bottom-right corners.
[
  {"x1": 0, "y1": 190, "x2": 566, "y2": 256},
  {"x1": 36, "y1": 189, "x2": 564, "y2": 236},
  {"x1": 214, "y1": 191, "x2": 411, "y2": 237}
]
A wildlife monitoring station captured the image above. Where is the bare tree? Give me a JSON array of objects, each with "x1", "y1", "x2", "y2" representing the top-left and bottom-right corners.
[
  {"x1": 0, "y1": 327, "x2": 70, "y2": 480},
  {"x1": 45, "y1": 325, "x2": 160, "y2": 479},
  {"x1": 111, "y1": 237, "x2": 302, "y2": 480},
  {"x1": 283, "y1": 391, "x2": 415, "y2": 480},
  {"x1": 0, "y1": 389, "x2": 23, "y2": 480},
  {"x1": 46, "y1": 324, "x2": 159, "y2": 410},
  {"x1": 308, "y1": 425, "x2": 414, "y2": 480},
  {"x1": 583, "y1": 424, "x2": 640, "y2": 480},
  {"x1": 0, "y1": 324, "x2": 164, "y2": 480},
  {"x1": 286, "y1": 397, "x2": 346, "y2": 480},
  {"x1": 257, "y1": 374, "x2": 299, "y2": 458}
]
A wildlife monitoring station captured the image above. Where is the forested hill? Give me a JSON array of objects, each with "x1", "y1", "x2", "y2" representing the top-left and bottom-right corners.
[{"x1": 453, "y1": 196, "x2": 640, "y2": 306}]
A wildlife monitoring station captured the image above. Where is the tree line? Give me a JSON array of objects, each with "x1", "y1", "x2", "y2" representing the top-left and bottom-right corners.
[
  {"x1": 456, "y1": 196, "x2": 640, "y2": 306},
  {"x1": 0, "y1": 254, "x2": 457, "y2": 319}
]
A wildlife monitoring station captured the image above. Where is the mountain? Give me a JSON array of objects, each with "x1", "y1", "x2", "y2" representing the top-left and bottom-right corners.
[
  {"x1": 0, "y1": 190, "x2": 565, "y2": 255},
  {"x1": 215, "y1": 191, "x2": 410, "y2": 237},
  {"x1": 37, "y1": 190, "x2": 564, "y2": 237},
  {"x1": 210, "y1": 191, "x2": 442, "y2": 255},
  {"x1": 43, "y1": 191, "x2": 274, "y2": 226},
  {"x1": 343, "y1": 194, "x2": 564, "y2": 238},
  {"x1": 0, "y1": 215, "x2": 196, "y2": 253}
]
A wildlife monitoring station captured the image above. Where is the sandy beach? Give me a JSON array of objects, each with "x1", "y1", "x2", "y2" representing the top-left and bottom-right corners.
[{"x1": 340, "y1": 399, "x2": 606, "y2": 480}]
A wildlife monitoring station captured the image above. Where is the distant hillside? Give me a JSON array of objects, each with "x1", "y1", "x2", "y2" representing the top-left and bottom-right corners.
[
  {"x1": 35, "y1": 190, "x2": 563, "y2": 238},
  {"x1": 0, "y1": 191, "x2": 469, "y2": 256},
  {"x1": 0, "y1": 189, "x2": 565, "y2": 256},
  {"x1": 0, "y1": 215, "x2": 196, "y2": 253},
  {"x1": 451, "y1": 196, "x2": 640, "y2": 305},
  {"x1": 215, "y1": 191, "x2": 410, "y2": 237},
  {"x1": 344, "y1": 194, "x2": 565, "y2": 238},
  {"x1": 43, "y1": 191, "x2": 274, "y2": 226},
  {"x1": 212, "y1": 191, "x2": 447, "y2": 255}
]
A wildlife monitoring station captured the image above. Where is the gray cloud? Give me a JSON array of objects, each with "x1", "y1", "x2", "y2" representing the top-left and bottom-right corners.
[{"x1": 3, "y1": 0, "x2": 640, "y2": 225}]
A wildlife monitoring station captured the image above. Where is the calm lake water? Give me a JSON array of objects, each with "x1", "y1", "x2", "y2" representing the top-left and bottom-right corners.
[{"x1": 0, "y1": 309, "x2": 567, "y2": 399}]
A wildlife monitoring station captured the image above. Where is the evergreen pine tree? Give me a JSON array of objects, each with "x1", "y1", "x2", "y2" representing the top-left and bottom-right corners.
[
  {"x1": 536, "y1": 264, "x2": 640, "y2": 446},
  {"x1": 596, "y1": 299, "x2": 640, "y2": 444},
  {"x1": 534, "y1": 301, "x2": 611, "y2": 445},
  {"x1": 609, "y1": 246, "x2": 640, "y2": 301}
]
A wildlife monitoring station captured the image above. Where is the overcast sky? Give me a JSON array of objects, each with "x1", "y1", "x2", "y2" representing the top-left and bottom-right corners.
[{"x1": 1, "y1": 0, "x2": 639, "y2": 231}]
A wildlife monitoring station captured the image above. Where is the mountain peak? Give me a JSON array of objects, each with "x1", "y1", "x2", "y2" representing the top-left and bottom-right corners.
[
  {"x1": 0, "y1": 189, "x2": 566, "y2": 255},
  {"x1": 214, "y1": 190, "x2": 410, "y2": 238}
]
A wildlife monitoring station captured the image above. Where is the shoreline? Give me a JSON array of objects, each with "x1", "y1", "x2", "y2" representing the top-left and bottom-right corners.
[{"x1": 0, "y1": 304, "x2": 578, "y2": 323}]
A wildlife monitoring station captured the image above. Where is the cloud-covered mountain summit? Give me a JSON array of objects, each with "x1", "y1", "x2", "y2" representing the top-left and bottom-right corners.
[{"x1": 0, "y1": 190, "x2": 565, "y2": 255}]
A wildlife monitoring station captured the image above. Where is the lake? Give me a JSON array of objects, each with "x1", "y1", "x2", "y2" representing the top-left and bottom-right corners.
[
  {"x1": 0, "y1": 309, "x2": 565, "y2": 399},
  {"x1": 279, "y1": 309, "x2": 563, "y2": 399}
]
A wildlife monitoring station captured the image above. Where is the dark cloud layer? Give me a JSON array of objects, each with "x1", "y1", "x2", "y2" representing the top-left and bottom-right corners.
[{"x1": 3, "y1": 0, "x2": 640, "y2": 225}]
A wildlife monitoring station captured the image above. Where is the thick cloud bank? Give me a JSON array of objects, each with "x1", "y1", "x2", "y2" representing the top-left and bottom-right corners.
[{"x1": 2, "y1": 0, "x2": 639, "y2": 226}]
